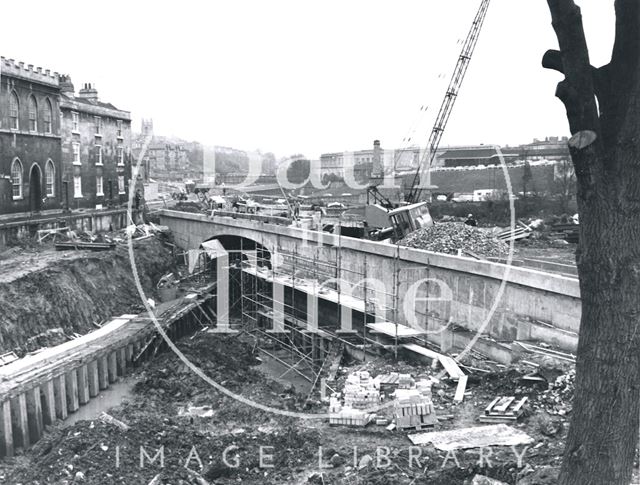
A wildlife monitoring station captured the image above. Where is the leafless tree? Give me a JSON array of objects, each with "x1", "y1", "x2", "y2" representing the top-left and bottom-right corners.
[{"x1": 543, "y1": 1, "x2": 640, "y2": 483}]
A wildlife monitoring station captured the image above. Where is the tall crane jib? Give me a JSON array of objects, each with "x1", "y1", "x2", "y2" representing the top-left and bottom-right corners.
[{"x1": 406, "y1": 0, "x2": 491, "y2": 204}]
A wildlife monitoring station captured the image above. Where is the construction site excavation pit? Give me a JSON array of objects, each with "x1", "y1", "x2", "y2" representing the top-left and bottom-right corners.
[
  {"x1": 0, "y1": 286, "x2": 216, "y2": 459},
  {"x1": 0, "y1": 229, "x2": 589, "y2": 484}
]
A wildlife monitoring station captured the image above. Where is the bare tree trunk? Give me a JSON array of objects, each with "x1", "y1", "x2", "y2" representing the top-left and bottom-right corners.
[
  {"x1": 543, "y1": 1, "x2": 640, "y2": 483},
  {"x1": 560, "y1": 183, "x2": 640, "y2": 484}
]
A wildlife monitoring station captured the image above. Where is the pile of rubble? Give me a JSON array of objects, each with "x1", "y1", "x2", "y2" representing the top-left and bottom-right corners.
[
  {"x1": 398, "y1": 223, "x2": 509, "y2": 257},
  {"x1": 537, "y1": 368, "x2": 575, "y2": 415}
]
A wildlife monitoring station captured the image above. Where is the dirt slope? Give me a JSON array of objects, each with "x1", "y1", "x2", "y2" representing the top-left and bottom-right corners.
[{"x1": 0, "y1": 238, "x2": 175, "y2": 354}]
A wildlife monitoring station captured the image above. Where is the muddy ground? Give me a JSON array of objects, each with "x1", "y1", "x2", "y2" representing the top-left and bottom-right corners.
[
  {"x1": 0, "y1": 236, "x2": 175, "y2": 355},
  {"x1": 0, "y1": 331, "x2": 581, "y2": 485}
]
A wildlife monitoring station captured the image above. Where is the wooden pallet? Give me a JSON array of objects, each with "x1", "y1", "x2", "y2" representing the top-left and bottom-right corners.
[
  {"x1": 479, "y1": 396, "x2": 527, "y2": 423},
  {"x1": 398, "y1": 422, "x2": 436, "y2": 431}
]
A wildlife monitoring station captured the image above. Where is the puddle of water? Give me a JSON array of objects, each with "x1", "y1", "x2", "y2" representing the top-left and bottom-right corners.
[{"x1": 63, "y1": 378, "x2": 137, "y2": 426}]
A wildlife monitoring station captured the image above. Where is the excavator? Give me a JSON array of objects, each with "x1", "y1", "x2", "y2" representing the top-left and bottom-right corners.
[{"x1": 361, "y1": 0, "x2": 491, "y2": 242}]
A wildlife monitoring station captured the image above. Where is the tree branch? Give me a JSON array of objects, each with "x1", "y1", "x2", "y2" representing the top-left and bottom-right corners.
[
  {"x1": 545, "y1": 0, "x2": 601, "y2": 136},
  {"x1": 542, "y1": 49, "x2": 564, "y2": 74},
  {"x1": 545, "y1": 49, "x2": 609, "y2": 109}
]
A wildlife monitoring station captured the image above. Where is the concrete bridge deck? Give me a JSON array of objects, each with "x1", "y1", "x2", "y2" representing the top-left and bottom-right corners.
[{"x1": 160, "y1": 210, "x2": 581, "y2": 360}]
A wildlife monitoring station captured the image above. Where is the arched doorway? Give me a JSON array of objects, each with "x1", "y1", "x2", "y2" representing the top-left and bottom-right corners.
[{"x1": 29, "y1": 164, "x2": 43, "y2": 213}]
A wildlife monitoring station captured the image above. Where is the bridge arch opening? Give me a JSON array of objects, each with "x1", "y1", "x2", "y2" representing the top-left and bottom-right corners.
[{"x1": 203, "y1": 234, "x2": 271, "y2": 317}]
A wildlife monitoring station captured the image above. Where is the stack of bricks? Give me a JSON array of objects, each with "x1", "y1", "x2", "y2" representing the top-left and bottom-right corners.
[
  {"x1": 343, "y1": 371, "x2": 380, "y2": 409},
  {"x1": 328, "y1": 392, "x2": 374, "y2": 427},
  {"x1": 398, "y1": 374, "x2": 415, "y2": 390},
  {"x1": 394, "y1": 388, "x2": 438, "y2": 430},
  {"x1": 416, "y1": 378, "x2": 434, "y2": 398}
]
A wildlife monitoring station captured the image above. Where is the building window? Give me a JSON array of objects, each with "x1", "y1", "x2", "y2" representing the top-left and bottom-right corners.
[
  {"x1": 44, "y1": 98, "x2": 53, "y2": 134},
  {"x1": 9, "y1": 92, "x2": 19, "y2": 130},
  {"x1": 118, "y1": 175, "x2": 125, "y2": 194},
  {"x1": 11, "y1": 159, "x2": 23, "y2": 199},
  {"x1": 28, "y1": 96, "x2": 38, "y2": 132},
  {"x1": 116, "y1": 119, "x2": 123, "y2": 138},
  {"x1": 74, "y1": 175, "x2": 82, "y2": 198},
  {"x1": 94, "y1": 116, "x2": 102, "y2": 135},
  {"x1": 96, "y1": 175, "x2": 104, "y2": 196},
  {"x1": 71, "y1": 112, "x2": 79, "y2": 132},
  {"x1": 117, "y1": 146, "x2": 124, "y2": 166},
  {"x1": 72, "y1": 142, "x2": 81, "y2": 165},
  {"x1": 96, "y1": 145, "x2": 103, "y2": 165},
  {"x1": 45, "y1": 160, "x2": 55, "y2": 197}
]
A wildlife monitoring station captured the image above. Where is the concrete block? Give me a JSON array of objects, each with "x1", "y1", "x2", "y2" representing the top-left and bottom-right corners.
[
  {"x1": 126, "y1": 343, "x2": 134, "y2": 365},
  {"x1": 88, "y1": 360, "x2": 100, "y2": 397},
  {"x1": 77, "y1": 365, "x2": 90, "y2": 405},
  {"x1": 108, "y1": 352, "x2": 118, "y2": 383},
  {"x1": 10, "y1": 394, "x2": 29, "y2": 448},
  {"x1": 53, "y1": 374, "x2": 68, "y2": 420},
  {"x1": 25, "y1": 387, "x2": 43, "y2": 443},
  {"x1": 40, "y1": 380, "x2": 56, "y2": 425},
  {"x1": 116, "y1": 348, "x2": 127, "y2": 376},
  {"x1": 65, "y1": 369, "x2": 79, "y2": 413},
  {"x1": 0, "y1": 401, "x2": 13, "y2": 457}
]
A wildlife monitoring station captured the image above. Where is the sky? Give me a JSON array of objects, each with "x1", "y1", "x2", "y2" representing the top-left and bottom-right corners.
[{"x1": 1, "y1": 0, "x2": 616, "y2": 159}]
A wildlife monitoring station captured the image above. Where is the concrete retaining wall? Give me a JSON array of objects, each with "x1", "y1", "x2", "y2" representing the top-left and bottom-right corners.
[{"x1": 160, "y1": 210, "x2": 581, "y2": 357}]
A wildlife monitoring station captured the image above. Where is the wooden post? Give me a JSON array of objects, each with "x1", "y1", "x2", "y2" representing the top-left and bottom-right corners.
[
  {"x1": 0, "y1": 401, "x2": 13, "y2": 457},
  {"x1": 10, "y1": 394, "x2": 29, "y2": 448},
  {"x1": 77, "y1": 365, "x2": 90, "y2": 405},
  {"x1": 126, "y1": 343, "x2": 134, "y2": 366},
  {"x1": 53, "y1": 374, "x2": 68, "y2": 420},
  {"x1": 65, "y1": 369, "x2": 79, "y2": 413},
  {"x1": 25, "y1": 386, "x2": 43, "y2": 443},
  {"x1": 98, "y1": 356, "x2": 109, "y2": 390},
  {"x1": 88, "y1": 361, "x2": 100, "y2": 397},
  {"x1": 40, "y1": 380, "x2": 56, "y2": 426},
  {"x1": 108, "y1": 352, "x2": 118, "y2": 383}
]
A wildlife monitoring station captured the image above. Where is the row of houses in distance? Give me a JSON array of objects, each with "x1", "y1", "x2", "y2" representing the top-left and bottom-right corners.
[
  {"x1": 318, "y1": 137, "x2": 571, "y2": 180},
  {"x1": 0, "y1": 57, "x2": 132, "y2": 218},
  {"x1": 132, "y1": 119, "x2": 278, "y2": 185}
]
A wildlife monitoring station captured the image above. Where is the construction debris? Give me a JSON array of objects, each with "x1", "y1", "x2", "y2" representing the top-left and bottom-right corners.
[
  {"x1": 496, "y1": 220, "x2": 533, "y2": 242},
  {"x1": 398, "y1": 223, "x2": 509, "y2": 258},
  {"x1": 393, "y1": 385, "x2": 437, "y2": 431},
  {"x1": 408, "y1": 423, "x2": 534, "y2": 450},
  {"x1": 328, "y1": 393, "x2": 375, "y2": 426},
  {"x1": 479, "y1": 396, "x2": 528, "y2": 423},
  {"x1": 537, "y1": 368, "x2": 575, "y2": 415},
  {"x1": 343, "y1": 371, "x2": 380, "y2": 409},
  {"x1": 98, "y1": 412, "x2": 130, "y2": 431},
  {"x1": 0, "y1": 351, "x2": 18, "y2": 367},
  {"x1": 329, "y1": 371, "x2": 380, "y2": 426},
  {"x1": 469, "y1": 475, "x2": 510, "y2": 485}
]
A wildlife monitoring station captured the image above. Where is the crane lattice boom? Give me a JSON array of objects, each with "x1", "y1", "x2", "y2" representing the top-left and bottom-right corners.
[{"x1": 406, "y1": 0, "x2": 491, "y2": 204}]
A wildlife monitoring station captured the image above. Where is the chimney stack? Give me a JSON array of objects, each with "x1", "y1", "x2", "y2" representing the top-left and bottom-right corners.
[
  {"x1": 372, "y1": 140, "x2": 383, "y2": 177},
  {"x1": 78, "y1": 82, "x2": 98, "y2": 101},
  {"x1": 59, "y1": 75, "x2": 75, "y2": 95}
]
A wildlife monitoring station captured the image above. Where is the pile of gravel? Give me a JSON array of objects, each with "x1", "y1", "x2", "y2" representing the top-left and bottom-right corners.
[{"x1": 398, "y1": 223, "x2": 508, "y2": 258}]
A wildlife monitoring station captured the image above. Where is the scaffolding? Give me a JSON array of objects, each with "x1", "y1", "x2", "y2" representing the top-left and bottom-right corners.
[{"x1": 236, "y1": 233, "x2": 427, "y2": 398}]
